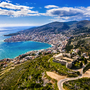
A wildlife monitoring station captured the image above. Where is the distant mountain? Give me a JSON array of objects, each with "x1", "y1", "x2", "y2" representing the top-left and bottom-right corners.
[
  {"x1": 21, "y1": 21, "x2": 70, "y2": 34},
  {"x1": 65, "y1": 20, "x2": 90, "y2": 35},
  {"x1": 70, "y1": 20, "x2": 90, "y2": 30},
  {"x1": 5, "y1": 21, "x2": 70, "y2": 36},
  {"x1": 65, "y1": 21, "x2": 78, "y2": 26},
  {"x1": 4, "y1": 20, "x2": 90, "y2": 37}
]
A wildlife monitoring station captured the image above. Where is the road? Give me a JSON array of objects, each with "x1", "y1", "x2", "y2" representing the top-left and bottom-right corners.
[{"x1": 58, "y1": 65, "x2": 87, "y2": 90}]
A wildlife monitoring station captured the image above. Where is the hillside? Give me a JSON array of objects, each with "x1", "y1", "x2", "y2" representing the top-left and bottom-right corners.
[
  {"x1": 1, "y1": 20, "x2": 90, "y2": 90},
  {"x1": 5, "y1": 20, "x2": 90, "y2": 36},
  {"x1": 65, "y1": 21, "x2": 78, "y2": 26},
  {"x1": 0, "y1": 54, "x2": 79, "y2": 90},
  {"x1": 4, "y1": 20, "x2": 90, "y2": 42},
  {"x1": 70, "y1": 20, "x2": 90, "y2": 29},
  {"x1": 4, "y1": 21, "x2": 70, "y2": 36},
  {"x1": 62, "y1": 20, "x2": 90, "y2": 36}
]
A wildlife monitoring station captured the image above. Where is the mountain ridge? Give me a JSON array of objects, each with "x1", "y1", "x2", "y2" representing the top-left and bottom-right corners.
[
  {"x1": 4, "y1": 20, "x2": 90, "y2": 42},
  {"x1": 5, "y1": 20, "x2": 90, "y2": 36},
  {"x1": 4, "y1": 21, "x2": 78, "y2": 36}
]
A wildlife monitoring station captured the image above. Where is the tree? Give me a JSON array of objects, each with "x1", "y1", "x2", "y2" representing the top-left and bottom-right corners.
[
  {"x1": 84, "y1": 59, "x2": 87, "y2": 65},
  {"x1": 80, "y1": 62, "x2": 83, "y2": 68},
  {"x1": 78, "y1": 51, "x2": 81, "y2": 56},
  {"x1": 80, "y1": 56, "x2": 84, "y2": 61}
]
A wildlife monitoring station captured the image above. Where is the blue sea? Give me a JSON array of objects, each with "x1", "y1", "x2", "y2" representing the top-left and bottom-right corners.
[{"x1": 0, "y1": 26, "x2": 51, "y2": 60}]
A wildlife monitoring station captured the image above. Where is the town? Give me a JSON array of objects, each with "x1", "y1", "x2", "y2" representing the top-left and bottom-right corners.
[
  {"x1": 1, "y1": 32, "x2": 89, "y2": 76},
  {"x1": 1, "y1": 33, "x2": 68, "y2": 67},
  {"x1": 1, "y1": 21, "x2": 90, "y2": 90}
]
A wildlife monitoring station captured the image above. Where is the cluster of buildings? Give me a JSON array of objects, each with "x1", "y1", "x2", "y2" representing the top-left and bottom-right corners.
[
  {"x1": 2, "y1": 30, "x2": 90, "y2": 71},
  {"x1": 1, "y1": 29, "x2": 71, "y2": 70},
  {"x1": 53, "y1": 48, "x2": 89, "y2": 69},
  {"x1": 5, "y1": 32, "x2": 68, "y2": 53},
  {"x1": 0, "y1": 47, "x2": 58, "y2": 69},
  {"x1": 2, "y1": 31, "x2": 73, "y2": 69}
]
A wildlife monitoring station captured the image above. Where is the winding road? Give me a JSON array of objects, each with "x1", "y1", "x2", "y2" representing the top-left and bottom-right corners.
[{"x1": 58, "y1": 65, "x2": 86, "y2": 90}]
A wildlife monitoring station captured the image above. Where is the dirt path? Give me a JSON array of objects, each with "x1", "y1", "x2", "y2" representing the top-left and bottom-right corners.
[
  {"x1": 46, "y1": 71, "x2": 66, "y2": 81},
  {"x1": 46, "y1": 71, "x2": 66, "y2": 90},
  {"x1": 62, "y1": 57, "x2": 73, "y2": 62},
  {"x1": 83, "y1": 69, "x2": 90, "y2": 78}
]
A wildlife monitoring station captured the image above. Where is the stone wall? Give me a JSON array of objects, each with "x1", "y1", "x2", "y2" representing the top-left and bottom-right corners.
[
  {"x1": 66, "y1": 62, "x2": 72, "y2": 69},
  {"x1": 53, "y1": 59, "x2": 67, "y2": 65},
  {"x1": 53, "y1": 59, "x2": 72, "y2": 69}
]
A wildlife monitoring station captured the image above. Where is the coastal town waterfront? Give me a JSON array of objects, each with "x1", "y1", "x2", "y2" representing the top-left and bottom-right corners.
[
  {"x1": 1, "y1": 33, "x2": 68, "y2": 68},
  {"x1": 1, "y1": 21, "x2": 90, "y2": 90}
]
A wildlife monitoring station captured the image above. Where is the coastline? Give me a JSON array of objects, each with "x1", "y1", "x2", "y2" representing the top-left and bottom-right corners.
[
  {"x1": 1, "y1": 32, "x2": 68, "y2": 68},
  {"x1": 14, "y1": 41, "x2": 53, "y2": 58},
  {"x1": 0, "y1": 40, "x2": 53, "y2": 61}
]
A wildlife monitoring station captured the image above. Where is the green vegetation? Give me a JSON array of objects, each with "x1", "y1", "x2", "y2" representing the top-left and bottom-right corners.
[
  {"x1": 0, "y1": 54, "x2": 55, "y2": 90},
  {"x1": 83, "y1": 62, "x2": 90, "y2": 73},
  {"x1": 65, "y1": 37, "x2": 73, "y2": 53},
  {"x1": 74, "y1": 40, "x2": 85, "y2": 49},
  {"x1": 0, "y1": 54, "x2": 79, "y2": 90},
  {"x1": 63, "y1": 78, "x2": 90, "y2": 90},
  {"x1": 72, "y1": 61, "x2": 82, "y2": 69},
  {"x1": 71, "y1": 56, "x2": 87, "y2": 69},
  {"x1": 49, "y1": 58, "x2": 79, "y2": 77},
  {"x1": 65, "y1": 33, "x2": 90, "y2": 57},
  {"x1": 45, "y1": 72, "x2": 58, "y2": 90},
  {"x1": 73, "y1": 27, "x2": 90, "y2": 35}
]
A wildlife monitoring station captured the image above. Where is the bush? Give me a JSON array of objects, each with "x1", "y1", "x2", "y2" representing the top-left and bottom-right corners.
[{"x1": 83, "y1": 62, "x2": 90, "y2": 73}]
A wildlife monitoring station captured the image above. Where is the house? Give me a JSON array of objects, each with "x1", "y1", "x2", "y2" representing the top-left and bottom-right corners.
[
  {"x1": 25, "y1": 56, "x2": 33, "y2": 60},
  {"x1": 52, "y1": 50, "x2": 57, "y2": 53},
  {"x1": 82, "y1": 53, "x2": 89, "y2": 59}
]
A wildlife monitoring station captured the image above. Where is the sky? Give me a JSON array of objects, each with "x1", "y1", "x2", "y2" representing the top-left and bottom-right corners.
[{"x1": 0, "y1": 0, "x2": 90, "y2": 27}]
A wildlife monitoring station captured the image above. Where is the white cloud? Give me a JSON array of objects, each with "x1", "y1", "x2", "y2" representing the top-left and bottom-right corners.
[
  {"x1": 0, "y1": 2, "x2": 34, "y2": 10},
  {"x1": 43, "y1": 6, "x2": 90, "y2": 21},
  {"x1": 0, "y1": 1, "x2": 39, "y2": 17},
  {"x1": 0, "y1": 2, "x2": 90, "y2": 22},
  {"x1": 0, "y1": 8, "x2": 39, "y2": 17},
  {"x1": 45, "y1": 7, "x2": 84, "y2": 16},
  {"x1": 45, "y1": 5, "x2": 59, "y2": 9}
]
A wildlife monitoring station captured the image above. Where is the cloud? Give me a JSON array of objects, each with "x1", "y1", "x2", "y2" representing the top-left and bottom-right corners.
[
  {"x1": 0, "y1": 8, "x2": 39, "y2": 17},
  {"x1": 0, "y1": 2, "x2": 34, "y2": 10},
  {"x1": 45, "y1": 7, "x2": 84, "y2": 16},
  {"x1": 0, "y1": 2, "x2": 90, "y2": 22},
  {"x1": 45, "y1": 5, "x2": 59, "y2": 9},
  {"x1": 43, "y1": 6, "x2": 90, "y2": 21},
  {"x1": 50, "y1": 8, "x2": 83, "y2": 17},
  {"x1": 0, "y1": 1, "x2": 39, "y2": 17}
]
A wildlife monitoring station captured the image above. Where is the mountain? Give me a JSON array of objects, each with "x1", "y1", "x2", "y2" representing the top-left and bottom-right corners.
[
  {"x1": 4, "y1": 21, "x2": 70, "y2": 36},
  {"x1": 5, "y1": 20, "x2": 90, "y2": 37},
  {"x1": 4, "y1": 20, "x2": 90, "y2": 42},
  {"x1": 65, "y1": 20, "x2": 90, "y2": 35},
  {"x1": 70, "y1": 20, "x2": 90, "y2": 30},
  {"x1": 65, "y1": 21, "x2": 78, "y2": 26},
  {"x1": 19, "y1": 21, "x2": 70, "y2": 34}
]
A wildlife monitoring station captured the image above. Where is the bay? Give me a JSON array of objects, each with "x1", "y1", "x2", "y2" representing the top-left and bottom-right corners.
[{"x1": 0, "y1": 26, "x2": 51, "y2": 60}]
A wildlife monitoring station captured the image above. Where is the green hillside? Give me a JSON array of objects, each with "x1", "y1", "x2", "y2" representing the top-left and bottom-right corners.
[{"x1": 0, "y1": 54, "x2": 79, "y2": 90}]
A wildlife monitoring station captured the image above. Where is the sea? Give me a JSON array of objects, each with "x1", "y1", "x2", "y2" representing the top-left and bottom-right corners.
[{"x1": 0, "y1": 26, "x2": 51, "y2": 60}]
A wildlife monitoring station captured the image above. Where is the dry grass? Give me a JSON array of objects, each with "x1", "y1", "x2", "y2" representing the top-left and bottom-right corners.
[
  {"x1": 83, "y1": 69, "x2": 90, "y2": 78},
  {"x1": 46, "y1": 71, "x2": 66, "y2": 81}
]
